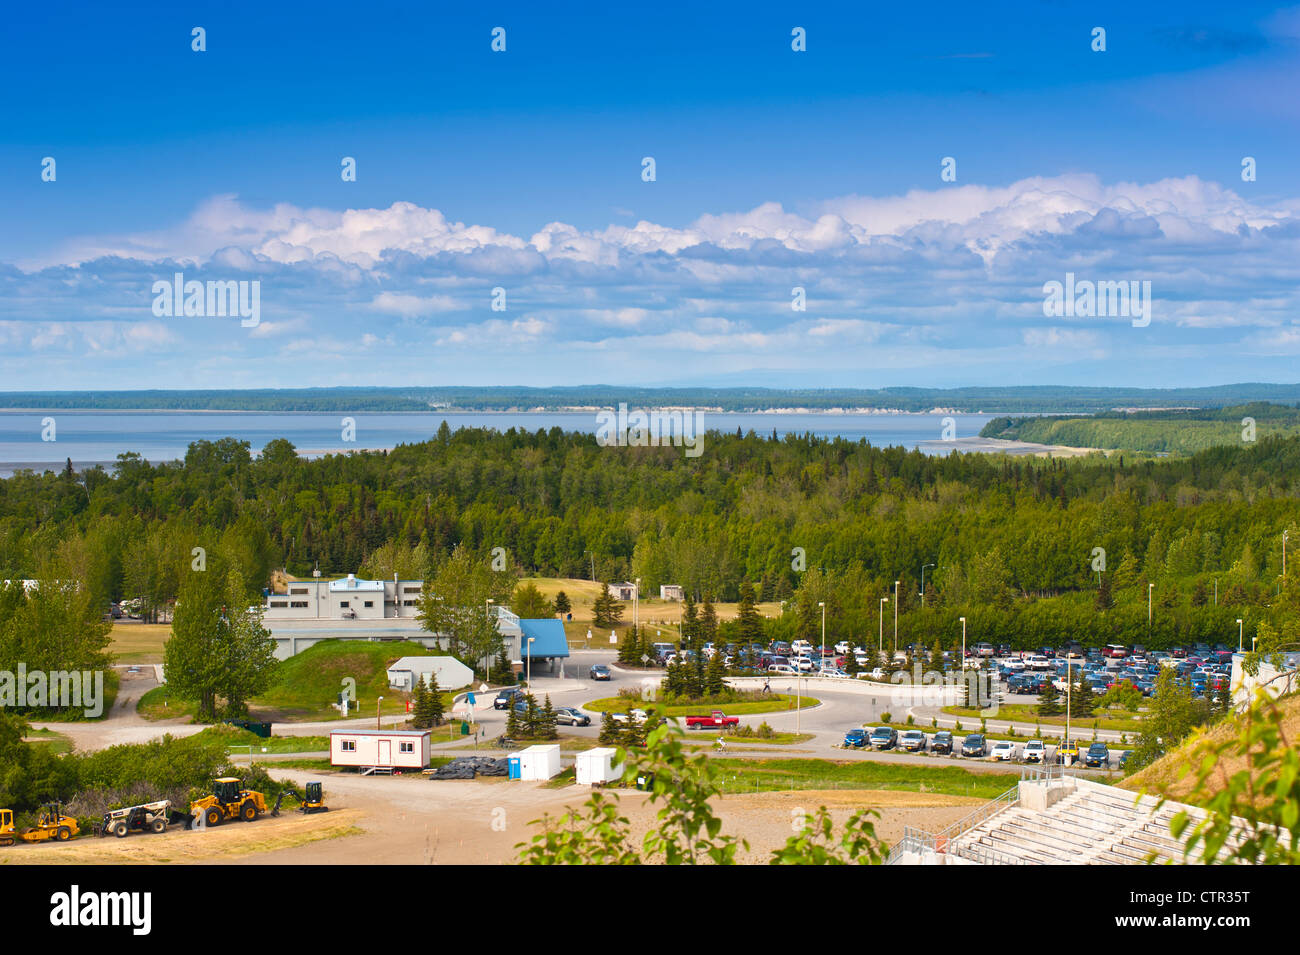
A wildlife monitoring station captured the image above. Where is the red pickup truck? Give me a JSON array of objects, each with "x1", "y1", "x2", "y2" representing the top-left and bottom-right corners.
[{"x1": 684, "y1": 710, "x2": 740, "y2": 730}]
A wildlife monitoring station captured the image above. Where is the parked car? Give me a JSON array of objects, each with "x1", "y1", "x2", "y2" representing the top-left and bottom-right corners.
[
  {"x1": 817, "y1": 667, "x2": 849, "y2": 679},
  {"x1": 899, "y1": 730, "x2": 927, "y2": 752},
  {"x1": 554, "y1": 707, "x2": 591, "y2": 727},
  {"x1": 961, "y1": 734, "x2": 987, "y2": 757},
  {"x1": 1084, "y1": 742, "x2": 1111, "y2": 769},
  {"x1": 990, "y1": 740, "x2": 1016, "y2": 761},
  {"x1": 931, "y1": 731, "x2": 954, "y2": 754},
  {"x1": 834, "y1": 641, "x2": 851, "y2": 655},
  {"x1": 1056, "y1": 740, "x2": 1080, "y2": 764},
  {"x1": 1022, "y1": 739, "x2": 1046, "y2": 763},
  {"x1": 589, "y1": 664, "x2": 612, "y2": 681},
  {"x1": 494, "y1": 687, "x2": 525, "y2": 710},
  {"x1": 843, "y1": 728, "x2": 869, "y2": 748},
  {"x1": 869, "y1": 726, "x2": 898, "y2": 750},
  {"x1": 767, "y1": 664, "x2": 798, "y2": 675}
]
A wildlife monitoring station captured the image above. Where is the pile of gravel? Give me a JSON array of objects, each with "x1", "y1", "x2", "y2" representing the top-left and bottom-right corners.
[{"x1": 427, "y1": 756, "x2": 509, "y2": 780}]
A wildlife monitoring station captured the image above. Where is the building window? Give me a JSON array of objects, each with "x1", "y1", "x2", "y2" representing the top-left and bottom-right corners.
[
  {"x1": 364, "y1": 601, "x2": 374, "y2": 608},
  {"x1": 402, "y1": 599, "x2": 417, "y2": 607},
  {"x1": 290, "y1": 587, "x2": 308, "y2": 595},
  {"x1": 403, "y1": 587, "x2": 421, "y2": 594},
  {"x1": 341, "y1": 740, "x2": 356, "y2": 752},
  {"x1": 400, "y1": 741, "x2": 414, "y2": 754},
  {"x1": 339, "y1": 601, "x2": 349, "y2": 608},
  {"x1": 270, "y1": 601, "x2": 287, "y2": 608},
  {"x1": 290, "y1": 601, "x2": 308, "y2": 608}
]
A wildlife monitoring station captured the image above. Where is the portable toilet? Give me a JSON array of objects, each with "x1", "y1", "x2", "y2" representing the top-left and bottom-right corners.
[
  {"x1": 517, "y1": 744, "x2": 562, "y2": 781},
  {"x1": 508, "y1": 754, "x2": 522, "y2": 780},
  {"x1": 575, "y1": 747, "x2": 622, "y2": 785}
]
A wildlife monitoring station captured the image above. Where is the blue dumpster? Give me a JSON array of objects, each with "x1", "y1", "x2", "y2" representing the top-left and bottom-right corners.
[{"x1": 508, "y1": 755, "x2": 522, "y2": 780}]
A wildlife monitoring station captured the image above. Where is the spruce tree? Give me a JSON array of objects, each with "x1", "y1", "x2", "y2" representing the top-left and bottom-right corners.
[
  {"x1": 524, "y1": 693, "x2": 541, "y2": 738},
  {"x1": 705, "y1": 649, "x2": 726, "y2": 697},
  {"x1": 426, "y1": 670, "x2": 444, "y2": 726},
  {"x1": 411, "y1": 676, "x2": 432, "y2": 729},
  {"x1": 505, "y1": 703, "x2": 520, "y2": 738},
  {"x1": 681, "y1": 594, "x2": 698, "y2": 647},
  {"x1": 1037, "y1": 680, "x2": 1062, "y2": 717},
  {"x1": 553, "y1": 590, "x2": 572, "y2": 618},
  {"x1": 541, "y1": 695, "x2": 559, "y2": 740},
  {"x1": 598, "y1": 710, "x2": 617, "y2": 744},
  {"x1": 699, "y1": 596, "x2": 718, "y2": 645},
  {"x1": 736, "y1": 582, "x2": 763, "y2": 645}
]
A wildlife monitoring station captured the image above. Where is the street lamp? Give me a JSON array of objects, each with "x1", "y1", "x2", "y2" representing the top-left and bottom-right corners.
[
  {"x1": 959, "y1": 616, "x2": 966, "y2": 668},
  {"x1": 818, "y1": 601, "x2": 826, "y2": 666},
  {"x1": 376, "y1": 695, "x2": 383, "y2": 730},
  {"x1": 1148, "y1": 583, "x2": 1154, "y2": 626},
  {"x1": 1285, "y1": 530, "x2": 1290, "y2": 580},
  {"x1": 920, "y1": 563, "x2": 935, "y2": 607},
  {"x1": 634, "y1": 578, "x2": 641, "y2": 631},
  {"x1": 525, "y1": 636, "x2": 536, "y2": 685},
  {"x1": 893, "y1": 580, "x2": 900, "y2": 654},
  {"x1": 1236, "y1": 618, "x2": 1244, "y2": 652},
  {"x1": 484, "y1": 599, "x2": 495, "y2": 680},
  {"x1": 879, "y1": 597, "x2": 889, "y2": 656}
]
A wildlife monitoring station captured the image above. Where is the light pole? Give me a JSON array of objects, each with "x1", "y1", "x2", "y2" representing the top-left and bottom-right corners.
[
  {"x1": 376, "y1": 695, "x2": 383, "y2": 730},
  {"x1": 1285, "y1": 530, "x2": 1290, "y2": 580},
  {"x1": 818, "y1": 601, "x2": 826, "y2": 667},
  {"x1": 484, "y1": 598, "x2": 495, "y2": 680},
  {"x1": 893, "y1": 580, "x2": 900, "y2": 654},
  {"x1": 959, "y1": 616, "x2": 966, "y2": 668},
  {"x1": 525, "y1": 636, "x2": 536, "y2": 685},
  {"x1": 1236, "y1": 618, "x2": 1244, "y2": 652},
  {"x1": 879, "y1": 597, "x2": 889, "y2": 656},
  {"x1": 1148, "y1": 583, "x2": 1154, "y2": 627},
  {"x1": 633, "y1": 578, "x2": 640, "y2": 631},
  {"x1": 1064, "y1": 658, "x2": 1072, "y2": 749},
  {"x1": 920, "y1": 563, "x2": 935, "y2": 608}
]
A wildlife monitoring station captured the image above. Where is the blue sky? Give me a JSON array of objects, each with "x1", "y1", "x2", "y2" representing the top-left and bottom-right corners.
[{"x1": 3, "y1": 1, "x2": 1300, "y2": 390}]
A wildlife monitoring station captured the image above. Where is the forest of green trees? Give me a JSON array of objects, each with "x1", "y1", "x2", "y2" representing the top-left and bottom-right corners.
[
  {"x1": 2, "y1": 423, "x2": 1299, "y2": 655},
  {"x1": 981, "y1": 402, "x2": 1300, "y2": 455}
]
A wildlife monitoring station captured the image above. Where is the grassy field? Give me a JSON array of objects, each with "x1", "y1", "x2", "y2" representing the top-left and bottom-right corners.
[
  {"x1": 23, "y1": 728, "x2": 74, "y2": 754},
  {"x1": 709, "y1": 758, "x2": 1020, "y2": 799},
  {"x1": 108, "y1": 622, "x2": 171, "y2": 663},
  {"x1": 581, "y1": 695, "x2": 817, "y2": 717},
  {"x1": 138, "y1": 640, "x2": 459, "y2": 723},
  {"x1": 522, "y1": 576, "x2": 784, "y2": 646}
]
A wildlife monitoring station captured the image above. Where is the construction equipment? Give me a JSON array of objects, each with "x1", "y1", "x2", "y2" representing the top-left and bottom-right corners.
[
  {"x1": 188, "y1": 777, "x2": 270, "y2": 828},
  {"x1": 271, "y1": 781, "x2": 329, "y2": 815},
  {"x1": 99, "y1": 800, "x2": 172, "y2": 838},
  {"x1": 0, "y1": 809, "x2": 15, "y2": 847},
  {"x1": 19, "y1": 802, "x2": 79, "y2": 842}
]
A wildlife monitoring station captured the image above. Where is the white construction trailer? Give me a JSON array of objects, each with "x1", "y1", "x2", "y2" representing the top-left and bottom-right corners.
[{"x1": 330, "y1": 729, "x2": 430, "y2": 774}]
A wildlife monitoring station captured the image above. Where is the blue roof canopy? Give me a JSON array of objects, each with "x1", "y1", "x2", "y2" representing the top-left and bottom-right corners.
[{"x1": 519, "y1": 618, "x2": 570, "y2": 659}]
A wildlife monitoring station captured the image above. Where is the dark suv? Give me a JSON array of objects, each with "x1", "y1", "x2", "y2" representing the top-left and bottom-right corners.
[
  {"x1": 931, "y1": 731, "x2": 954, "y2": 754},
  {"x1": 961, "y1": 734, "x2": 987, "y2": 757},
  {"x1": 494, "y1": 687, "x2": 525, "y2": 710}
]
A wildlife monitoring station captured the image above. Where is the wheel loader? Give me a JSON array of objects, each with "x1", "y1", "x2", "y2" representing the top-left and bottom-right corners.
[{"x1": 188, "y1": 777, "x2": 270, "y2": 828}]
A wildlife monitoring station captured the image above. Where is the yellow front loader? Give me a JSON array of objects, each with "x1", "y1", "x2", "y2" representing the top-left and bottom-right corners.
[{"x1": 188, "y1": 777, "x2": 270, "y2": 828}]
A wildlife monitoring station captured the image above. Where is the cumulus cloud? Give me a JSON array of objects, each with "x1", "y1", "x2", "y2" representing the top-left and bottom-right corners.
[{"x1": 4, "y1": 173, "x2": 1300, "y2": 388}]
